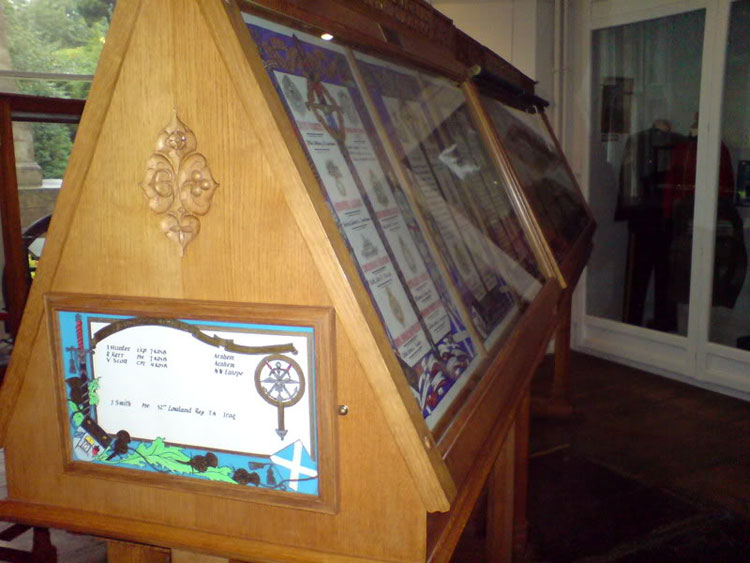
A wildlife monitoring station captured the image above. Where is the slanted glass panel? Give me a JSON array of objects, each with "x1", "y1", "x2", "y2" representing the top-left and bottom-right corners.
[
  {"x1": 483, "y1": 99, "x2": 590, "y2": 263},
  {"x1": 354, "y1": 53, "x2": 544, "y2": 349},
  {"x1": 245, "y1": 14, "x2": 482, "y2": 428}
]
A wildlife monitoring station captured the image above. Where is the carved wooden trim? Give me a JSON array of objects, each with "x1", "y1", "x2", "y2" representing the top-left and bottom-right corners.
[
  {"x1": 140, "y1": 112, "x2": 219, "y2": 256},
  {"x1": 358, "y1": 0, "x2": 454, "y2": 46}
]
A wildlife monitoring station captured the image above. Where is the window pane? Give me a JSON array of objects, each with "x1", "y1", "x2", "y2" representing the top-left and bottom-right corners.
[
  {"x1": 710, "y1": 0, "x2": 750, "y2": 350},
  {"x1": 588, "y1": 10, "x2": 706, "y2": 336},
  {"x1": 1, "y1": 119, "x2": 77, "y2": 342},
  {"x1": 14, "y1": 120, "x2": 78, "y2": 263},
  {"x1": 0, "y1": 0, "x2": 113, "y2": 97}
]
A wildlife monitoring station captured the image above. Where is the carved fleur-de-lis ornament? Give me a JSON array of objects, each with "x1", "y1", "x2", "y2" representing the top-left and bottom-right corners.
[{"x1": 141, "y1": 112, "x2": 219, "y2": 256}]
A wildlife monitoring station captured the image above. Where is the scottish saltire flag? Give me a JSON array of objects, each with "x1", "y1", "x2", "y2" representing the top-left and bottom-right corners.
[{"x1": 270, "y1": 440, "x2": 318, "y2": 495}]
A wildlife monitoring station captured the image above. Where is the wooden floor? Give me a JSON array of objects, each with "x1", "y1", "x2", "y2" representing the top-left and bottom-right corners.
[{"x1": 2, "y1": 351, "x2": 749, "y2": 561}]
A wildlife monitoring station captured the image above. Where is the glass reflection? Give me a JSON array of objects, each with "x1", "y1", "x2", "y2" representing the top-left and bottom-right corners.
[
  {"x1": 356, "y1": 55, "x2": 546, "y2": 343},
  {"x1": 588, "y1": 10, "x2": 706, "y2": 335},
  {"x1": 483, "y1": 99, "x2": 590, "y2": 263},
  {"x1": 710, "y1": 0, "x2": 750, "y2": 350}
]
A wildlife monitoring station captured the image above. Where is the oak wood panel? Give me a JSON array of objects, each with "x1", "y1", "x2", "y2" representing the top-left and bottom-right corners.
[
  {"x1": 5, "y1": 328, "x2": 426, "y2": 561},
  {"x1": 171, "y1": 549, "x2": 229, "y2": 563},
  {"x1": 2, "y1": 0, "x2": 428, "y2": 561},
  {"x1": 0, "y1": 1, "x2": 595, "y2": 562},
  {"x1": 0, "y1": 501, "x2": 401, "y2": 563},
  {"x1": 108, "y1": 540, "x2": 170, "y2": 563},
  {"x1": 0, "y1": 0, "x2": 147, "y2": 444}
]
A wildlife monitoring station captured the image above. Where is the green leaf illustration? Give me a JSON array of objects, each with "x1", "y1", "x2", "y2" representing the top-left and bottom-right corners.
[
  {"x1": 136, "y1": 437, "x2": 191, "y2": 472},
  {"x1": 98, "y1": 438, "x2": 237, "y2": 483},
  {"x1": 101, "y1": 437, "x2": 194, "y2": 474},
  {"x1": 112, "y1": 451, "x2": 146, "y2": 467},
  {"x1": 88, "y1": 378, "x2": 100, "y2": 406},
  {"x1": 72, "y1": 411, "x2": 84, "y2": 427},
  {"x1": 203, "y1": 465, "x2": 237, "y2": 483},
  {"x1": 150, "y1": 451, "x2": 193, "y2": 474}
]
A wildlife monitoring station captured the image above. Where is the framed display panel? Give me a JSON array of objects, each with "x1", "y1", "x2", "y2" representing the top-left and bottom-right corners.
[
  {"x1": 480, "y1": 96, "x2": 594, "y2": 278},
  {"x1": 46, "y1": 293, "x2": 337, "y2": 512},
  {"x1": 351, "y1": 53, "x2": 548, "y2": 311},
  {"x1": 244, "y1": 13, "x2": 548, "y2": 435}
]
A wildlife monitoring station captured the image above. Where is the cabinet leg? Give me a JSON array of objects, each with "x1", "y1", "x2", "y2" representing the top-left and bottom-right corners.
[
  {"x1": 512, "y1": 392, "x2": 530, "y2": 560},
  {"x1": 533, "y1": 290, "x2": 574, "y2": 418},
  {"x1": 552, "y1": 291, "x2": 572, "y2": 406},
  {"x1": 486, "y1": 422, "x2": 515, "y2": 563},
  {"x1": 171, "y1": 549, "x2": 232, "y2": 562},
  {"x1": 31, "y1": 527, "x2": 57, "y2": 562},
  {"x1": 107, "y1": 540, "x2": 170, "y2": 562}
]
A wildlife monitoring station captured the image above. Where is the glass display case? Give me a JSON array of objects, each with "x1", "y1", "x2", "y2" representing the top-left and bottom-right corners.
[{"x1": 0, "y1": 1, "x2": 594, "y2": 562}]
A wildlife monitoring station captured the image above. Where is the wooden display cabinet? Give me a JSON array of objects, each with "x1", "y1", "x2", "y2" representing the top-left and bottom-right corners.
[{"x1": 0, "y1": 1, "x2": 593, "y2": 561}]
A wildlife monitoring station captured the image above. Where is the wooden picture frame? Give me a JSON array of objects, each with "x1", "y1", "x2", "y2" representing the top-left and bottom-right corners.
[{"x1": 46, "y1": 293, "x2": 338, "y2": 513}]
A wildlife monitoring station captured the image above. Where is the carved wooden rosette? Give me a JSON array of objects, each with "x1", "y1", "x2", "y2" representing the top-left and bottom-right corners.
[{"x1": 140, "y1": 113, "x2": 218, "y2": 256}]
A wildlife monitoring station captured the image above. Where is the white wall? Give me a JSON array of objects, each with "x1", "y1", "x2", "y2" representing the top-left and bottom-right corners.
[
  {"x1": 432, "y1": 1, "x2": 515, "y2": 67},
  {"x1": 432, "y1": 1, "x2": 557, "y2": 111}
]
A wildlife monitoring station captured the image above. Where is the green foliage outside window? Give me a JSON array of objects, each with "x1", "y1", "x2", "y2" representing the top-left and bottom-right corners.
[{"x1": 1, "y1": 0, "x2": 114, "y2": 178}]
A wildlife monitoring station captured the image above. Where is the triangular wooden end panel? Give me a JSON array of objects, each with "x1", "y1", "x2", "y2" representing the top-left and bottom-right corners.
[
  {"x1": 0, "y1": 0, "x2": 451, "y2": 540},
  {"x1": 0, "y1": 0, "x2": 147, "y2": 447},
  {"x1": 199, "y1": 0, "x2": 455, "y2": 512}
]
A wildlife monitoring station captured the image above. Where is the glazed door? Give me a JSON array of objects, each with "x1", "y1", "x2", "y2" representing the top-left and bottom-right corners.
[{"x1": 578, "y1": 0, "x2": 750, "y2": 398}]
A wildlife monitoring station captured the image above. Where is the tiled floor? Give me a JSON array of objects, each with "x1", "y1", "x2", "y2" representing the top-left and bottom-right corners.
[
  {"x1": 524, "y1": 352, "x2": 750, "y2": 561},
  {"x1": 530, "y1": 352, "x2": 750, "y2": 522},
  {"x1": 453, "y1": 351, "x2": 750, "y2": 562}
]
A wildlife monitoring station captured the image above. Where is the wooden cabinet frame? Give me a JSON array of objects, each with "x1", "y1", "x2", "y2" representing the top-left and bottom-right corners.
[{"x1": 0, "y1": 1, "x2": 594, "y2": 561}]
